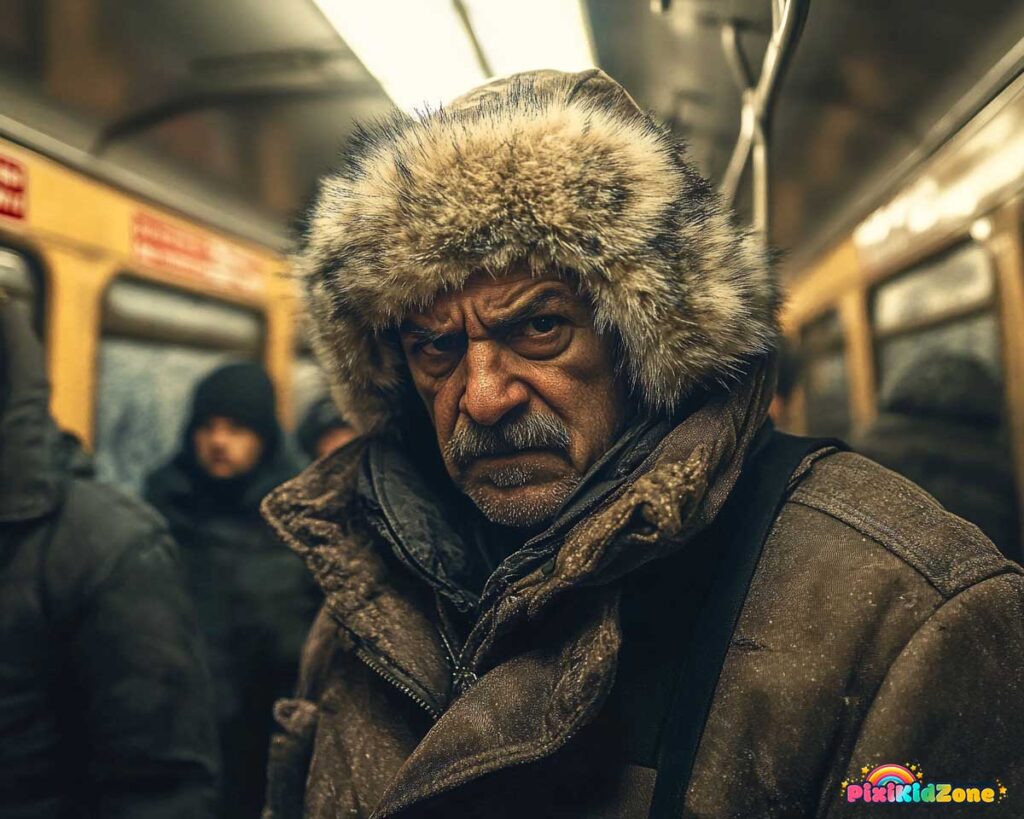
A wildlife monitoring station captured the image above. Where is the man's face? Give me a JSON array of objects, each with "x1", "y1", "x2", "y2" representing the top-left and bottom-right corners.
[
  {"x1": 193, "y1": 416, "x2": 264, "y2": 479},
  {"x1": 399, "y1": 267, "x2": 626, "y2": 529}
]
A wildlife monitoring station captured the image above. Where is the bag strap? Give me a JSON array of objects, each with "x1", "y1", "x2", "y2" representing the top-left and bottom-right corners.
[{"x1": 648, "y1": 430, "x2": 844, "y2": 818}]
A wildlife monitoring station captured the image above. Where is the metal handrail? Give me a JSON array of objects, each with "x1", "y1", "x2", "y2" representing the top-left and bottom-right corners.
[{"x1": 719, "y1": 0, "x2": 811, "y2": 241}]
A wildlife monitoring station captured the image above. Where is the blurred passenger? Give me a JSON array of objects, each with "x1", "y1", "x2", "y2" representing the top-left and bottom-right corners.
[
  {"x1": 296, "y1": 395, "x2": 358, "y2": 460},
  {"x1": 260, "y1": 71, "x2": 1024, "y2": 818},
  {"x1": 855, "y1": 352, "x2": 1021, "y2": 561},
  {"x1": 0, "y1": 300, "x2": 218, "y2": 818},
  {"x1": 143, "y1": 362, "x2": 317, "y2": 819},
  {"x1": 768, "y1": 339, "x2": 801, "y2": 431}
]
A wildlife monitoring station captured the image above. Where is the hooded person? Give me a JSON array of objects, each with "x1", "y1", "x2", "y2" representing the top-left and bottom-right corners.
[
  {"x1": 854, "y1": 352, "x2": 1021, "y2": 561},
  {"x1": 296, "y1": 395, "x2": 358, "y2": 461},
  {"x1": 144, "y1": 362, "x2": 319, "y2": 819},
  {"x1": 261, "y1": 70, "x2": 1024, "y2": 819},
  {"x1": 0, "y1": 299, "x2": 218, "y2": 818}
]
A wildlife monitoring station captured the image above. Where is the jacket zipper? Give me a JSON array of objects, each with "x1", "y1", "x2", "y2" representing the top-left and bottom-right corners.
[
  {"x1": 352, "y1": 643, "x2": 442, "y2": 721},
  {"x1": 434, "y1": 599, "x2": 479, "y2": 696}
]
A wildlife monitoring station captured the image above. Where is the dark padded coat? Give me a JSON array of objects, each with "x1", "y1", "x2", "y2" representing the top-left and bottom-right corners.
[
  {"x1": 0, "y1": 302, "x2": 218, "y2": 819},
  {"x1": 145, "y1": 398, "x2": 318, "y2": 819}
]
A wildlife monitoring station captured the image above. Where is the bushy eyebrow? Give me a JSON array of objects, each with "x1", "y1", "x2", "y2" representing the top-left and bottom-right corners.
[
  {"x1": 398, "y1": 323, "x2": 449, "y2": 343},
  {"x1": 398, "y1": 286, "x2": 579, "y2": 341},
  {"x1": 488, "y1": 289, "x2": 571, "y2": 333}
]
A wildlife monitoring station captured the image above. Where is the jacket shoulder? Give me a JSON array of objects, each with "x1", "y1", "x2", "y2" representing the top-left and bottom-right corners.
[
  {"x1": 142, "y1": 460, "x2": 187, "y2": 505},
  {"x1": 787, "y1": 450, "x2": 1019, "y2": 598},
  {"x1": 46, "y1": 478, "x2": 178, "y2": 603},
  {"x1": 62, "y1": 477, "x2": 169, "y2": 539}
]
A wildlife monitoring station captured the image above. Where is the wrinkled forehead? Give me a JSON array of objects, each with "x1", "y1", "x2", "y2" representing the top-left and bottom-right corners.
[{"x1": 403, "y1": 266, "x2": 589, "y2": 330}]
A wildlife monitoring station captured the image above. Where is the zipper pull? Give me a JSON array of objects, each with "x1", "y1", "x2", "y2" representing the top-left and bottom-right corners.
[{"x1": 452, "y1": 665, "x2": 479, "y2": 696}]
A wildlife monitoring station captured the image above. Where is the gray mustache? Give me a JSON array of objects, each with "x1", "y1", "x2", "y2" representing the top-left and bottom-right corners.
[{"x1": 444, "y1": 413, "x2": 571, "y2": 468}]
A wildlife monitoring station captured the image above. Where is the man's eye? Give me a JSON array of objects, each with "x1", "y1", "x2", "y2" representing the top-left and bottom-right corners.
[
  {"x1": 523, "y1": 316, "x2": 562, "y2": 336},
  {"x1": 423, "y1": 334, "x2": 462, "y2": 356}
]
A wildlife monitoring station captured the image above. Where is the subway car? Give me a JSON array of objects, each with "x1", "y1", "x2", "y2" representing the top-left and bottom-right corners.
[
  {"x1": 0, "y1": 2, "x2": 1021, "y2": 510},
  {"x1": 2, "y1": 3, "x2": 1024, "y2": 819}
]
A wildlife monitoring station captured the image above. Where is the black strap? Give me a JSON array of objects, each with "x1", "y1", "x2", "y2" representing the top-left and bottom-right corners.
[{"x1": 648, "y1": 431, "x2": 843, "y2": 818}]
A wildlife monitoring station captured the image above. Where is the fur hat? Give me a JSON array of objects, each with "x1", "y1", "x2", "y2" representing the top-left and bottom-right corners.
[{"x1": 298, "y1": 69, "x2": 779, "y2": 433}]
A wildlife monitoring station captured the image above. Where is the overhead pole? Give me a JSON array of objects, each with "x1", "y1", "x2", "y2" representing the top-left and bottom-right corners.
[
  {"x1": 718, "y1": 0, "x2": 811, "y2": 245},
  {"x1": 451, "y1": 0, "x2": 494, "y2": 79}
]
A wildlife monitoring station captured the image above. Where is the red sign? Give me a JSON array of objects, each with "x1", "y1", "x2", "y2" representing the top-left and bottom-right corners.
[
  {"x1": 0, "y1": 155, "x2": 26, "y2": 221},
  {"x1": 131, "y1": 211, "x2": 266, "y2": 298}
]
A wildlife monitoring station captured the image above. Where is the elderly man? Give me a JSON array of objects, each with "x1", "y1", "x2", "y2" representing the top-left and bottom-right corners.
[{"x1": 262, "y1": 70, "x2": 1024, "y2": 819}]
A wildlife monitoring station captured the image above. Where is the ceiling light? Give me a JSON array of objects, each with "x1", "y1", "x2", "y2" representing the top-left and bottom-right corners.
[
  {"x1": 313, "y1": 0, "x2": 487, "y2": 114},
  {"x1": 461, "y1": 0, "x2": 596, "y2": 78}
]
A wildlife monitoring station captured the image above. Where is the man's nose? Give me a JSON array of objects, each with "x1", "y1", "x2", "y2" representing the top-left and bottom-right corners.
[
  {"x1": 206, "y1": 424, "x2": 232, "y2": 447},
  {"x1": 459, "y1": 340, "x2": 529, "y2": 427}
]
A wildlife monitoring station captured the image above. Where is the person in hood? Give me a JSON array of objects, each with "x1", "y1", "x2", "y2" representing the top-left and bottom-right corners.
[
  {"x1": 855, "y1": 352, "x2": 1021, "y2": 561},
  {"x1": 0, "y1": 299, "x2": 218, "y2": 819},
  {"x1": 144, "y1": 362, "x2": 317, "y2": 819},
  {"x1": 296, "y1": 395, "x2": 358, "y2": 461},
  {"x1": 261, "y1": 70, "x2": 1024, "y2": 819}
]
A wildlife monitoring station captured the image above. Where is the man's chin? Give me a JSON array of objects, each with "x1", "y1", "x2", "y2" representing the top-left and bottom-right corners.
[{"x1": 464, "y1": 475, "x2": 580, "y2": 529}]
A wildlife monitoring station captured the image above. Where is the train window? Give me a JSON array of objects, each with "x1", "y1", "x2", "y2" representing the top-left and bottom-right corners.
[
  {"x1": 94, "y1": 278, "x2": 264, "y2": 494},
  {"x1": 800, "y1": 310, "x2": 851, "y2": 438},
  {"x1": 0, "y1": 246, "x2": 46, "y2": 325},
  {"x1": 872, "y1": 242, "x2": 1001, "y2": 393},
  {"x1": 877, "y1": 313, "x2": 1001, "y2": 386},
  {"x1": 874, "y1": 243, "x2": 994, "y2": 334},
  {"x1": 0, "y1": 249, "x2": 46, "y2": 339},
  {"x1": 0, "y1": 248, "x2": 34, "y2": 302}
]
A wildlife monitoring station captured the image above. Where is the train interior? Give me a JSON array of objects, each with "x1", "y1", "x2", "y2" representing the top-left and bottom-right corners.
[{"x1": 0, "y1": 0, "x2": 1022, "y2": 543}]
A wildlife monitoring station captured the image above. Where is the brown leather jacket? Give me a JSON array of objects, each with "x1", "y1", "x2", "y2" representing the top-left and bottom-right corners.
[{"x1": 261, "y1": 366, "x2": 1024, "y2": 818}]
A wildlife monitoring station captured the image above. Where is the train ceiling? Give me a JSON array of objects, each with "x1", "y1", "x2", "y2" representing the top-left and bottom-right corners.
[{"x1": 1, "y1": 0, "x2": 1022, "y2": 269}]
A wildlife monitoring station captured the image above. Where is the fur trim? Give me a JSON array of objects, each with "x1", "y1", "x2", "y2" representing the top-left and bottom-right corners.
[{"x1": 299, "y1": 69, "x2": 779, "y2": 433}]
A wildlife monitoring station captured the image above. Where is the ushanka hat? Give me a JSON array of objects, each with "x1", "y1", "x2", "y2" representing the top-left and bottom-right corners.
[{"x1": 297, "y1": 69, "x2": 779, "y2": 433}]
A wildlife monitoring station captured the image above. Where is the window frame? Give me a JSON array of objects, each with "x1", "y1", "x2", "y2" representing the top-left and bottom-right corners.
[{"x1": 869, "y1": 240, "x2": 1004, "y2": 390}]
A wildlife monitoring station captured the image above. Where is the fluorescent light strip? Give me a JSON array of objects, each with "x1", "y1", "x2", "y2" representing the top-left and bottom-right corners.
[
  {"x1": 314, "y1": 0, "x2": 487, "y2": 114},
  {"x1": 461, "y1": 0, "x2": 596, "y2": 78},
  {"x1": 315, "y1": 0, "x2": 597, "y2": 114}
]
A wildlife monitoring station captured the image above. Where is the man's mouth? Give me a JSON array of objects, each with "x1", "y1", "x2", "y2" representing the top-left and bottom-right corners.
[
  {"x1": 466, "y1": 450, "x2": 567, "y2": 487},
  {"x1": 469, "y1": 448, "x2": 563, "y2": 467}
]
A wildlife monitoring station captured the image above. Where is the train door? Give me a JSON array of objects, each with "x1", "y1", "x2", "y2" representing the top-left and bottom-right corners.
[{"x1": 93, "y1": 277, "x2": 264, "y2": 494}]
